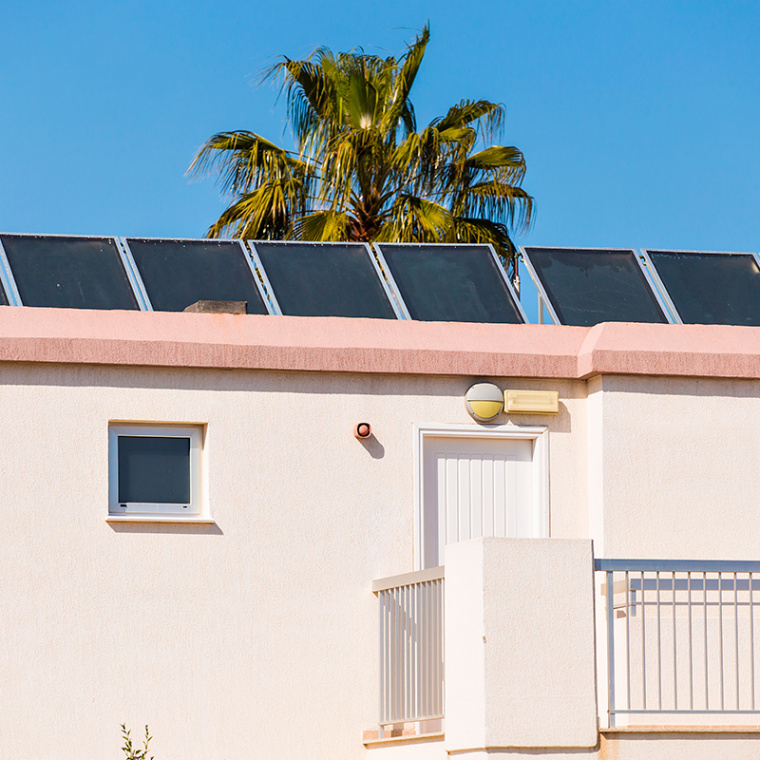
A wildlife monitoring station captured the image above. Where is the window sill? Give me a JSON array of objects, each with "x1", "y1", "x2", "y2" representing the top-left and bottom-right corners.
[{"x1": 106, "y1": 515, "x2": 216, "y2": 524}]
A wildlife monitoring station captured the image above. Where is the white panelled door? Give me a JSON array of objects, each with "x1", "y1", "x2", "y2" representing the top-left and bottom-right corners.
[{"x1": 421, "y1": 435, "x2": 542, "y2": 568}]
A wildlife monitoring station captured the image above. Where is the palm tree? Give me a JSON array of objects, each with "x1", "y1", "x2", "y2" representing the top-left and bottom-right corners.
[{"x1": 189, "y1": 25, "x2": 533, "y2": 278}]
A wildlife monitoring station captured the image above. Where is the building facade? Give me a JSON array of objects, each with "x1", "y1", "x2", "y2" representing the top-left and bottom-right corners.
[{"x1": 1, "y1": 307, "x2": 759, "y2": 758}]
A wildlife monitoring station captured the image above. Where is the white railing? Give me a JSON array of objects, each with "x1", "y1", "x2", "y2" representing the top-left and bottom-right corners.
[
  {"x1": 597, "y1": 559, "x2": 760, "y2": 726},
  {"x1": 372, "y1": 567, "x2": 445, "y2": 727}
]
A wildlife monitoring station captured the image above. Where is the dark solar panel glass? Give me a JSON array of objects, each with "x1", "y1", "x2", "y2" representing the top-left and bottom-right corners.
[
  {"x1": 0, "y1": 278, "x2": 7, "y2": 305},
  {"x1": 377, "y1": 244, "x2": 523, "y2": 323},
  {"x1": 254, "y1": 242, "x2": 396, "y2": 318},
  {"x1": 523, "y1": 247, "x2": 668, "y2": 327},
  {"x1": 647, "y1": 251, "x2": 760, "y2": 326},
  {"x1": 0, "y1": 235, "x2": 138, "y2": 310},
  {"x1": 126, "y1": 239, "x2": 267, "y2": 314}
]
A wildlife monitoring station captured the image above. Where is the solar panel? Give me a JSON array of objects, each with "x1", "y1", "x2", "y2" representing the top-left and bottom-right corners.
[
  {"x1": 373, "y1": 243, "x2": 525, "y2": 323},
  {"x1": 124, "y1": 238, "x2": 268, "y2": 314},
  {"x1": 642, "y1": 250, "x2": 760, "y2": 326},
  {"x1": 521, "y1": 247, "x2": 669, "y2": 327},
  {"x1": 0, "y1": 234, "x2": 139, "y2": 310},
  {"x1": 250, "y1": 241, "x2": 399, "y2": 319}
]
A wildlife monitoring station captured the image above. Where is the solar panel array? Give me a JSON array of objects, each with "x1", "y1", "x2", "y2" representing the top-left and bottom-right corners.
[
  {"x1": 643, "y1": 250, "x2": 760, "y2": 326},
  {"x1": 521, "y1": 246, "x2": 760, "y2": 326},
  {"x1": 251, "y1": 241, "x2": 399, "y2": 319},
  {"x1": 375, "y1": 243, "x2": 525, "y2": 323},
  {"x1": 0, "y1": 234, "x2": 757, "y2": 326},
  {"x1": 521, "y1": 247, "x2": 669, "y2": 327}
]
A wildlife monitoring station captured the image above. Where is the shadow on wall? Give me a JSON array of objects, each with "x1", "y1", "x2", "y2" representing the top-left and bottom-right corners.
[
  {"x1": 357, "y1": 434, "x2": 385, "y2": 459},
  {"x1": 107, "y1": 522, "x2": 223, "y2": 536}
]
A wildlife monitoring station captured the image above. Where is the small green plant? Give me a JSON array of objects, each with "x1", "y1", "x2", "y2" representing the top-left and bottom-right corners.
[{"x1": 120, "y1": 724, "x2": 154, "y2": 760}]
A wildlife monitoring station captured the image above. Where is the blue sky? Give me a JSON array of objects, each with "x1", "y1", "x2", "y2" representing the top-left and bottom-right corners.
[{"x1": 1, "y1": 1, "x2": 758, "y2": 320}]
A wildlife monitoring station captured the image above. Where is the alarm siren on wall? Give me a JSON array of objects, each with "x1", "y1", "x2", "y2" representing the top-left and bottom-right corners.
[{"x1": 465, "y1": 383, "x2": 504, "y2": 422}]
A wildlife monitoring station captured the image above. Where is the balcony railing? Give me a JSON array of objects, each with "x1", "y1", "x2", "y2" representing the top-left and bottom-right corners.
[
  {"x1": 597, "y1": 559, "x2": 760, "y2": 726},
  {"x1": 372, "y1": 567, "x2": 444, "y2": 728}
]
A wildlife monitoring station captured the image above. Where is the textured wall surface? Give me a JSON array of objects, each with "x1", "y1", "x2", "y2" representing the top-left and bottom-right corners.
[
  {"x1": 589, "y1": 374, "x2": 760, "y2": 558},
  {"x1": 0, "y1": 363, "x2": 585, "y2": 759},
  {"x1": 445, "y1": 538, "x2": 598, "y2": 751}
]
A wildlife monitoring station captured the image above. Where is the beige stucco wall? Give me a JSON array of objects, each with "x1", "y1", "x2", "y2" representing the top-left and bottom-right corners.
[
  {"x1": 589, "y1": 374, "x2": 760, "y2": 558},
  {"x1": 0, "y1": 362, "x2": 586, "y2": 759},
  {"x1": 3, "y1": 352, "x2": 759, "y2": 758},
  {"x1": 445, "y1": 538, "x2": 598, "y2": 751}
]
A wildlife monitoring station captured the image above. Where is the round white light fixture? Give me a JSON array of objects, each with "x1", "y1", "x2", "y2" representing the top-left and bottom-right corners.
[{"x1": 465, "y1": 382, "x2": 504, "y2": 422}]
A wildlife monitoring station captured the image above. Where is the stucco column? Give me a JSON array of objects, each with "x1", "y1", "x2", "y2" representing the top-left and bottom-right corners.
[{"x1": 444, "y1": 537, "x2": 598, "y2": 751}]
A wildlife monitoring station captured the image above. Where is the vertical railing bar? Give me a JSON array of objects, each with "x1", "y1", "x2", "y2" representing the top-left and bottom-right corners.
[
  {"x1": 641, "y1": 570, "x2": 647, "y2": 711},
  {"x1": 410, "y1": 584, "x2": 414, "y2": 721},
  {"x1": 387, "y1": 590, "x2": 392, "y2": 724},
  {"x1": 704, "y1": 571, "x2": 709, "y2": 711},
  {"x1": 688, "y1": 571, "x2": 694, "y2": 710},
  {"x1": 607, "y1": 570, "x2": 616, "y2": 727},
  {"x1": 385, "y1": 588, "x2": 391, "y2": 724},
  {"x1": 657, "y1": 570, "x2": 662, "y2": 710},
  {"x1": 425, "y1": 580, "x2": 430, "y2": 719},
  {"x1": 398, "y1": 585, "x2": 403, "y2": 723},
  {"x1": 435, "y1": 579, "x2": 439, "y2": 717},
  {"x1": 430, "y1": 581, "x2": 434, "y2": 719},
  {"x1": 441, "y1": 578, "x2": 445, "y2": 716},
  {"x1": 389, "y1": 588, "x2": 394, "y2": 723},
  {"x1": 751, "y1": 572, "x2": 756, "y2": 711},
  {"x1": 431, "y1": 580, "x2": 435, "y2": 718},
  {"x1": 436, "y1": 578, "x2": 440, "y2": 717},
  {"x1": 386, "y1": 590, "x2": 391, "y2": 724},
  {"x1": 424, "y1": 581, "x2": 436, "y2": 715},
  {"x1": 626, "y1": 570, "x2": 631, "y2": 711},
  {"x1": 735, "y1": 571, "x2": 740, "y2": 710},
  {"x1": 418, "y1": 582, "x2": 423, "y2": 719},
  {"x1": 673, "y1": 570, "x2": 677, "y2": 710},
  {"x1": 379, "y1": 591, "x2": 385, "y2": 725},
  {"x1": 719, "y1": 572, "x2": 725, "y2": 711},
  {"x1": 409, "y1": 583, "x2": 414, "y2": 721},
  {"x1": 406, "y1": 584, "x2": 411, "y2": 722},
  {"x1": 395, "y1": 586, "x2": 401, "y2": 723},
  {"x1": 431, "y1": 580, "x2": 436, "y2": 718},
  {"x1": 405, "y1": 585, "x2": 409, "y2": 721}
]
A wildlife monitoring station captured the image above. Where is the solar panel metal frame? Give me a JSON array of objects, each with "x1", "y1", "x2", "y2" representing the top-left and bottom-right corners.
[
  {"x1": 0, "y1": 232, "x2": 146, "y2": 309},
  {"x1": 121, "y1": 236, "x2": 273, "y2": 315},
  {"x1": 248, "y1": 240, "x2": 405, "y2": 319},
  {"x1": 0, "y1": 236, "x2": 23, "y2": 306},
  {"x1": 639, "y1": 247, "x2": 760, "y2": 325},
  {"x1": 372, "y1": 242, "x2": 528, "y2": 323},
  {"x1": 116, "y1": 237, "x2": 153, "y2": 311},
  {"x1": 519, "y1": 245, "x2": 673, "y2": 326}
]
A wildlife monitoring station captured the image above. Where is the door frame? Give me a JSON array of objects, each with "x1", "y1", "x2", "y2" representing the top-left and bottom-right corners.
[{"x1": 413, "y1": 423, "x2": 550, "y2": 570}]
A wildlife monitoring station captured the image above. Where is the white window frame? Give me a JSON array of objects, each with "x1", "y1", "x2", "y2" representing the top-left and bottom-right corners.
[
  {"x1": 413, "y1": 423, "x2": 550, "y2": 570},
  {"x1": 108, "y1": 423, "x2": 210, "y2": 522}
]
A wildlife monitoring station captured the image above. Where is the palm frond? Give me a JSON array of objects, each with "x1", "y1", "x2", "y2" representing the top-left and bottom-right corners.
[
  {"x1": 381, "y1": 24, "x2": 429, "y2": 135},
  {"x1": 376, "y1": 194, "x2": 452, "y2": 242},
  {"x1": 290, "y1": 210, "x2": 352, "y2": 241},
  {"x1": 435, "y1": 99, "x2": 504, "y2": 140},
  {"x1": 188, "y1": 131, "x2": 307, "y2": 198}
]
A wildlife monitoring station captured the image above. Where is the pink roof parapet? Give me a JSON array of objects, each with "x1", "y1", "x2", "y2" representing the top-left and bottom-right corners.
[{"x1": 0, "y1": 306, "x2": 759, "y2": 380}]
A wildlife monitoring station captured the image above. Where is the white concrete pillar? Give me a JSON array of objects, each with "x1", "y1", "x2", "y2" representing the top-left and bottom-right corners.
[{"x1": 444, "y1": 537, "x2": 598, "y2": 752}]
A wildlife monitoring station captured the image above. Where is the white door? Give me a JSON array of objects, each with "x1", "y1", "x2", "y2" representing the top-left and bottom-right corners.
[{"x1": 421, "y1": 435, "x2": 540, "y2": 568}]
